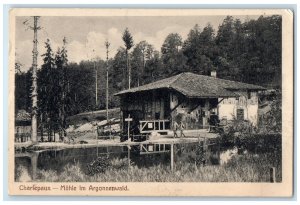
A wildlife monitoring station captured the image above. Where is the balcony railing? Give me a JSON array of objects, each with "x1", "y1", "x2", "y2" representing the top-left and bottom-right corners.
[{"x1": 139, "y1": 120, "x2": 171, "y2": 133}]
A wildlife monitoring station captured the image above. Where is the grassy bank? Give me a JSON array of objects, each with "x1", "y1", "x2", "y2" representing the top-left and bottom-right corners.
[{"x1": 35, "y1": 152, "x2": 281, "y2": 182}]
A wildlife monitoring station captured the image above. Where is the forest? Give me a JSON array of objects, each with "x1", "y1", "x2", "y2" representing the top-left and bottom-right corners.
[{"x1": 15, "y1": 15, "x2": 282, "y2": 135}]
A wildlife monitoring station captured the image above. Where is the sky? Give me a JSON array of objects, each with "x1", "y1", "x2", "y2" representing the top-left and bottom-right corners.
[{"x1": 15, "y1": 15, "x2": 260, "y2": 72}]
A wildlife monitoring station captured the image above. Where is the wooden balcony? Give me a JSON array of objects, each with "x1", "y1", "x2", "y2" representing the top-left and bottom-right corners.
[{"x1": 139, "y1": 120, "x2": 171, "y2": 134}]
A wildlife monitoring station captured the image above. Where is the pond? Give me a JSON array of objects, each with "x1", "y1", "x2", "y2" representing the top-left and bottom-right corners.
[{"x1": 15, "y1": 142, "x2": 221, "y2": 182}]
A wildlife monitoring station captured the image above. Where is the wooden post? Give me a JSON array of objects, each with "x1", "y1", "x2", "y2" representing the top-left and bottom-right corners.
[
  {"x1": 152, "y1": 90, "x2": 155, "y2": 118},
  {"x1": 31, "y1": 152, "x2": 39, "y2": 180},
  {"x1": 127, "y1": 50, "x2": 131, "y2": 89},
  {"x1": 203, "y1": 137, "x2": 208, "y2": 165},
  {"x1": 204, "y1": 137, "x2": 207, "y2": 150},
  {"x1": 96, "y1": 124, "x2": 98, "y2": 152},
  {"x1": 270, "y1": 167, "x2": 276, "y2": 183},
  {"x1": 105, "y1": 41, "x2": 111, "y2": 139},
  {"x1": 128, "y1": 114, "x2": 131, "y2": 141},
  {"x1": 94, "y1": 58, "x2": 98, "y2": 108},
  {"x1": 127, "y1": 145, "x2": 131, "y2": 181},
  {"x1": 217, "y1": 137, "x2": 221, "y2": 164},
  {"x1": 120, "y1": 98, "x2": 124, "y2": 132},
  {"x1": 171, "y1": 144, "x2": 174, "y2": 171},
  {"x1": 160, "y1": 98, "x2": 164, "y2": 119},
  {"x1": 127, "y1": 145, "x2": 131, "y2": 168}
]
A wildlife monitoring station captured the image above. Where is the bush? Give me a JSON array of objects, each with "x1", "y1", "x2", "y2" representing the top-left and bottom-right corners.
[
  {"x1": 219, "y1": 116, "x2": 281, "y2": 153},
  {"x1": 258, "y1": 90, "x2": 282, "y2": 133}
]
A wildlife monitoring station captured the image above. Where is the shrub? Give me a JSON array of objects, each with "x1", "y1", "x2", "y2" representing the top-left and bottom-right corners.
[
  {"x1": 219, "y1": 115, "x2": 281, "y2": 154},
  {"x1": 258, "y1": 90, "x2": 282, "y2": 133}
]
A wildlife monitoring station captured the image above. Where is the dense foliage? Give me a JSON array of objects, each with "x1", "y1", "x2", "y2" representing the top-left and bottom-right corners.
[{"x1": 15, "y1": 15, "x2": 282, "y2": 122}]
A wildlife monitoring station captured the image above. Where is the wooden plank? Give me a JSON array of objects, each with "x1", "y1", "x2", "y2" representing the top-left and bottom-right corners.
[
  {"x1": 156, "y1": 144, "x2": 159, "y2": 151},
  {"x1": 141, "y1": 144, "x2": 148, "y2": 152},
  {"x1": 170, "y1": 143, "x2": 174, "y2": 171},
  {"x1": 140, "y1": 129, "x2": 169, "y2": 134},
  {"x1": 160, "y1": 98, "x2": 165, "y2": 119},
  {"x1": 141, "y1": 122, "x2": 148, "y2": 131},
  {"x1": 270, "y1": 167, "x2": 276, "y2": 183},
  {"x1": 127, "y1": 145, "x2": 131, "y2": 168},
  {"x1": 140, "y1": 150, "x2": 170, "y2": 155},
  {"x1": 152, "y1": 91, "x2": 156, "y2": 118}
]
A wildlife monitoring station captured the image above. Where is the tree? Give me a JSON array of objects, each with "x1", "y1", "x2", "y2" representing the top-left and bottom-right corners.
[
  {"x1": 15, "y1": 61, "x2": 22, "y2": 73},
  {"x1": 54, "y1": 37, "x2": 69, "y2": 140},
  {"x1": 145, "y1": 44, "x2": 154, "y2": 61},
  {"x1": 198, "y1": 24, "x2": 218, "y2": 75},
  {"x1": 183, "y1": 24, "x2": 217, "y2": 75},
  {"x1": 161, "y1": 33, "x2": 187, "y2": 77},
  {"x1": 215, "y1": 16, "x2": 237, "y2": 79},
  {"x1": 38, "y1": 39, "x2": 56, "y2": 141},
  {"x1": 131, "y1": 41, "x2": 154, "y2": 86},
  {"x1": 15, "y1": 69, "x2": 32, "y2": 112},
  {"x1": 182, "y1": 24, "x2": 202, "y2": 72},
  {"x1": 226, "y1": 15, "x2": 282, "y2": 86},
  {"x1": 111, "y1": 47, "x2": 127, "y2": 91},
  {"x1": 65, "y1": 62, "x2": 95, "y2": 114},
  {"x1": 37, "y1": 38, "x2": 73, "y2": 142},
  {"x1": 143, "y1": 50, "x2": 162, "y2": 83},
  {"x1": 216, "y1": 16, "x2": 235, "y2": 59},
  {"x1": 122, "y1": 28, "x2": 134, "y2": 89},
  {"x1": 161, "y1": 33, "x2": 182, "y2": 55}
]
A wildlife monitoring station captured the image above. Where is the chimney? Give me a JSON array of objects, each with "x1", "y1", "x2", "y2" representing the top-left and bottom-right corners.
[{"x1": 211, "y1": 70, "x2": 217, "y2": 78}]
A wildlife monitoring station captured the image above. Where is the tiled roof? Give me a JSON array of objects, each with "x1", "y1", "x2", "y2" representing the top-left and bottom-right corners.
[
  {"x1": 15, "y1": 110, "x2": 31, "y2": 122},
  {"x1": 115, "y1": 72, "x2": 265, "y2": 98}
]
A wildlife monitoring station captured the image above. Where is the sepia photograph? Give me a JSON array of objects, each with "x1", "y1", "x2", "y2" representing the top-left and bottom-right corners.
[{"x1": 8, "y1": 8, "x2": 293, "y2": 196}]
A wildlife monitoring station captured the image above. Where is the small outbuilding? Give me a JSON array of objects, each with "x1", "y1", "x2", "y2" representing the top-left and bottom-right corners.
[
  {"x1": 15, "y1": 110, "x2": 31, "y2": 142},
  {"x1": 115, "y1": 72, "x2": 265, "y2": 135}
]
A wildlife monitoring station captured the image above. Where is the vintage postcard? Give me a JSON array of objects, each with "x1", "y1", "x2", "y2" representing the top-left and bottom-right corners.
[{"x1": 8, "y1": 8, "x2": 293, "y2": 196}]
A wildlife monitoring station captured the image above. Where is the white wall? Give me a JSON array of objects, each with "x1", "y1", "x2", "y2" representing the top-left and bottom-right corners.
[
  {"x1": 218, "y1": 91, "x2": 259, "y2": 126},
  {"x1": 170, "y1": 93, "x2": 179, "y2": 110},
  {"x1": 170, "y1": 91, "x2": 259, "y2": 127}
]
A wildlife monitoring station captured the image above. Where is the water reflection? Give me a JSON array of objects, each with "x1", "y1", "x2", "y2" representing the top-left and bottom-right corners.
[{"x1": 15, "y1": 143, "x2": 220, "y2": 182}]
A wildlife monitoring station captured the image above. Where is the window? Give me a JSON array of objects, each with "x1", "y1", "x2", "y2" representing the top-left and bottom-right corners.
[
  {"x1": 237, "y1": 109, "x2": 244, "y2": 121},
  {"x1": 247, "y1": 91, "x2": 251, "y2": 99}
]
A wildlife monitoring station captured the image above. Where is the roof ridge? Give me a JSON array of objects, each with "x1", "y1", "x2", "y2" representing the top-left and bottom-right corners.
[
  {"x1": 181, "y1": 72, "x2": 265, "y2": 89},
  {"x1": 214, "y1": 76, "x2": 265, "y2": 89},
  {"x1": 137, "y1": 72, "x2": 182, "y2": 89},
  {"x1": 167, "y1": 72, "x2": 184, "y2": 87}
]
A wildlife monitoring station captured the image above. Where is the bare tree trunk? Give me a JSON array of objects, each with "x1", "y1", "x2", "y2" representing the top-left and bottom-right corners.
[
  {"x1": 31, "y1": 16, "x2": 39, "y2": 143},
  {"x1": 94, "y1": 61, "x2": 98, "y2": 108},
  {"x1": 127, "y1": 50, "x2": 131, "y2": 89},
  {"x1": 40, "y1": 114, "x2": 43, "y2": 142}
]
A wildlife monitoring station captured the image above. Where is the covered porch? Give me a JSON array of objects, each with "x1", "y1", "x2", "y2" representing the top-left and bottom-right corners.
[{"x1": 119, "y1": 89, "x2": 228, "y2": 135}]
